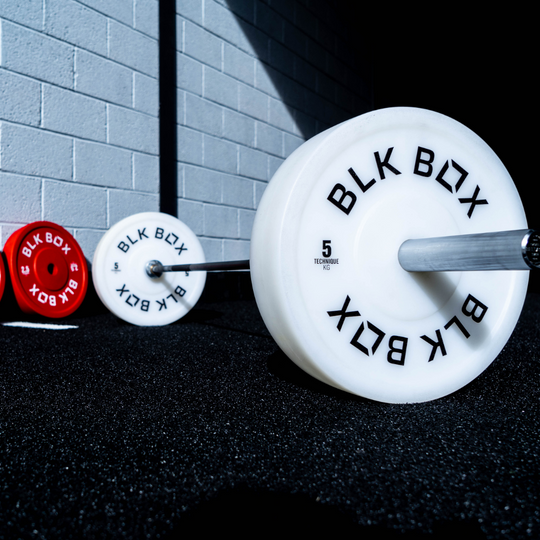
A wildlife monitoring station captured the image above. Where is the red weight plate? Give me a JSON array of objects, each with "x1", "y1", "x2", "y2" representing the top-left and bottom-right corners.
[
  {"x1": 4, "y1": 222, "x2": 88, "y2": 318},
  {"x1": 0, "y1": 253, "x2": 6, "y2": 303}
]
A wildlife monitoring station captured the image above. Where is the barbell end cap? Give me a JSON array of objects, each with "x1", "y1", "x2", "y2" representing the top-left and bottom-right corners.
[
  {"x1": 522, "y1": 230, "x2": 540, "y2": 269},
  {"x1": 145, "y1": 260, "x2": 164, "y2": 278}
]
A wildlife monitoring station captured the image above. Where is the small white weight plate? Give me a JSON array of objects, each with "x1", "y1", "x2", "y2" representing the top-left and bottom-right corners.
[
  {"x1": 250, "y1": 107, "x2": 529, "y2": 403},
  {"x1": 93, "y1": 212, "x2": 206, "y2": 326}
]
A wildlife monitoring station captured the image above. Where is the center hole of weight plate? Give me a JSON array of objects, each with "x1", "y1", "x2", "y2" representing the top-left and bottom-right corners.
[
  {"x1": 33, "y1": 248, "x2": 69, "y2": 292},
  {"x1": 353, "y1": 189, "x2": 461, "y2": 321}
]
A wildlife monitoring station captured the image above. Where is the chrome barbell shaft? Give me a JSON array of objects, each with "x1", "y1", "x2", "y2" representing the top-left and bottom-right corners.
[
  {"x1": 146, "y1": 229, "x2": 540, "y2": 278},
  {"x1": 146, "y1": 259, "x2": 250, "y2": 277},
  {"x1": 398, "y1": 229, "x2": 540, "y2": 272}
]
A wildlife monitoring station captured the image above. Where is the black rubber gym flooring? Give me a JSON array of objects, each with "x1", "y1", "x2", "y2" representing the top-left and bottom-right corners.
[{"x1": 1, "y1": 274, "x2": 539, "y2": 539}]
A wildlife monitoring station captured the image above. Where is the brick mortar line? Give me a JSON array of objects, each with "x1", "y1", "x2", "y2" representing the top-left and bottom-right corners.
[
  {"x1": 183, "y1": 199, "x2": 258, "y2": 212},
  {"x1": 175, "y1": 55, "x2": 359, "y2": 122},
  {"x1": 0, "y1": 17, "x2": 159, "y2": 80},
  {"x1": 176, "y1": 109, "x2": 305, "y2": 140},
  {"x1": 0, "y1": 64, "x2": 159, "y2": 116},
  {"x1": 177, "y1": 43, "x2": 362, "y2": 106},
  {"x1": 178, "y1": 163, "x2": 274, "y2": 181},
  {"x1": 0, "y1": 4, "x2": 158, "y2": 41},
  {"x1": 176, "y1": 117, "x2": 296, "y2": 159},
  {"x1": 175, "y1": 10, "x2": 361, "y2": 80},
  {"x1": 0, "y1": 119, "x2": 159, "y2": 157},
  {"x1": 0, "y1": 165, "x2": 159, "y2": 194},
  {"x1": 175, "y1": 157, "x2": 274, "y2": 184}
]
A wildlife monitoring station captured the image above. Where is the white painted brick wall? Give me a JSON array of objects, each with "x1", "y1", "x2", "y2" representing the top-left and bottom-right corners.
[
  {"x1": 175, "y1": 0, "x2": 372, "y2": 261},
  {"x1": 0, "y1": 0, "x2": 372, "y2": 276},
  {"x1": 0, "y1": 0, "x2": 160, "y2": 263}
]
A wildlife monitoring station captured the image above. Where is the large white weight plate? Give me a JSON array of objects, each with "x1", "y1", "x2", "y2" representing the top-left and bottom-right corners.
[
  {"x1": 93, "y1": 212, "x2": 206, "y2": 326},
  {"x1": 250, "y1": 107, "x2": 529, "y2": 403}
]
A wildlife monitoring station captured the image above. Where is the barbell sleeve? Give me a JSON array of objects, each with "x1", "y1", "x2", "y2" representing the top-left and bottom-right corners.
[{"x1": 398, "y1": 229, "x2": 540, "y2": 272}]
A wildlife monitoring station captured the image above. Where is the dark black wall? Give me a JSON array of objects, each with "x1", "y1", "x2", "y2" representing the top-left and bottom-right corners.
[
  {"x1": 340, "y1": 5, "x2": 537, "y2": 290},
  {"x1": 373, "y1": 11, "x2": 535, "y2": 214},
  {"x1": 343, "y1": 7, "x2": 535, "y2": 216}
]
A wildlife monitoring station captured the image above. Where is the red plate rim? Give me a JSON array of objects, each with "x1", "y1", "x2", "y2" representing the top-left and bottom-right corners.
[{"x1": 3, "y1": 221, "x2": 88, "y2": 318}]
